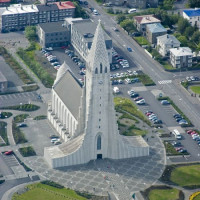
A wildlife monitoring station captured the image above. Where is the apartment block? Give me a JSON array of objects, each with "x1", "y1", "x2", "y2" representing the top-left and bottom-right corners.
[
  {"x1": 183, "y1": 8, "x2": 200, "y2": 29},
  {"x1": 0, "y1": 1, "x2": 75, "y2": 32},
  {"x1": 170, "y1": 47, "x2": 193, "y2": 68}
]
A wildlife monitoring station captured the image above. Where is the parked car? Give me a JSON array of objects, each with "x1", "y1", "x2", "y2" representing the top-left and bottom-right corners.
[
  {"x1": 130, "y1": 93, "x2": 139, "y2": 98},
  {"x1": 17, "y1": 123, "x2": 27, "y2": 128},
  {"x1": 4, "y1": 150, "x2": 13, "y2": 155},
  {"x1": 136, "y1": 99, "x2": 145, "y2": 105},
  {"x1": 49, "y1": 135, "x2": 59, "y2": 139},
  {"x1": 161, "y1": 100, "x2": 170, "y2": 105},
  {"x1": 171, "y1": 141, "x2": 182, "y2": 147}
]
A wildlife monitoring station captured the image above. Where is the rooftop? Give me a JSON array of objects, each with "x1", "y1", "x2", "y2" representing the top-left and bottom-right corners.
[
  {"x1": 157, "y1": 34, "x2": 180, "y2": 45},
  {"x1": 170, "y1": 47, "x2": 193, "y2": 56},
  {"x1": 183, "y1": 8, "x2": 200, "y2": 17},
  {"x1": 54, "y1": 69, "x2": 82, "y2": 120},
  {"x1": 54, "y1": 1, "x2": 75, "y2": 9},
  {"x1": 147, "y1": 23, "x2": 166, "y2": 33},
  {"x1": 0, "y1": 0, "x2": 10, "y2": 3},
  {"x1": 36, "y1": 3, "x2": 58, "y2": 12},
  {"x1": 0, "y1": 4, "x2": 38, "y2": 15},
  {"x1": 38, "y1": 21, "x2": 66, "y2": 33},
  {"x1": 72, "y1": 19, "x2": 111, "y2": 42},
  {"x1": 134, "y1": 14, "x2": 161, "y2": 24}
]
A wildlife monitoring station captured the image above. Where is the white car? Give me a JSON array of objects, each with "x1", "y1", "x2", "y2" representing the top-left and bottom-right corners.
[
  {"x1": 93, "y1": 9, "x2": 99, "y2": 15},
  {"x1": 51, "y1": 138, "x2": 60, "y2": 143}
]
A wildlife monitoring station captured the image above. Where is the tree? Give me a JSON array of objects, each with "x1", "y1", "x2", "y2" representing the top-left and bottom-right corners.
[
  {"x1": 191, "y1": 31, "x2": 200, "y2": 43},
  {"x1": 188, "y1": 0, "x2": 200, "y2": 8},
  {"x1": 184, "y1": 26, "x2": 194, "y2": 39},
  {"x1": 116, "y1": 14, "x2": 126, "y2": 24},
  {"x1": 25, "y1": 26, "x2": 37, "y2": 41},
  {"x1": 162, "y1": 0, "x2": 175, "y2": 10},
  {"x1": 120, "y1": 19, "x2": 136, "y2": 34},
  {"x1": 178, "y1": 36, "x2": 188, "y2": 46},
  {"x1": 177, "y1": 18, "x2": 190, "y2": 34}
]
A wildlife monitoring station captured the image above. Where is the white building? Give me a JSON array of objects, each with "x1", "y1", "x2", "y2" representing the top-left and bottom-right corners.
[
  {"x1": 170, "y1": 47, "x2": 193, "y2": 68},
  {"x1": 44, "y1": 21, "x2": 149, "y2": 168},
  {"x1": 157, "y1": 34, "x2": 180, "y2": 57},
  {"x1": 183, "y1": 8, "x2": 200, "y2": 29}
]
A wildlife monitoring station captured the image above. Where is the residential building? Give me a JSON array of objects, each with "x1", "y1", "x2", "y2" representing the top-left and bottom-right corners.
[
  {"x1": 54, "y1": 1, "x2": 75, "y2": 21},
  {"x1": 65, "y1": 18, "x2": 113, "y2": 63},
  {"x1": 37, "y1": 21, "x2": 68, "y2": 48},
  {"x1": 157, "y1": 34, "x2": 181, "y2": 56},
  {"x1": 0, "y1": 1, "x2": 75, "y2": 32},
  {"x1": 183, "y1": 8, "x2": 200, "y2": 29},
  {"x1": 146, "y1": 23, "x2": 167, "y2": 44},
  {"x1": 0, "y1": 71, "x2": 7, "y2": 93},
  {"x1": 0, "y1": 4, "x2": 39, "y2": 32},
  {"x1": 45, "y1": 21, "x2": 149, "y2": 168},
  {"x1": 37, "y1": 3, "x2": 59, "y2": 23},
  {"x1": 39, "y1": 0, "x2": 56, "y2": 4},
  {"x1": 0, "y1": 0, "x2": 10, "y2": 7},
  {"x1": 170, "y1": 47, "x2": 193, "y2": 68},
  {"x1": 133, "y1": 14, "x2": 160, "y2": 33}
]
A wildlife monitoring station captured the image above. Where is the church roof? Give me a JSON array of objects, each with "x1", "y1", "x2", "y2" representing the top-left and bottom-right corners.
[
  {"x1": 53, "y1": 70, "x2": 82, "y2": 120},
  {"x1": 54, "y1": 61, "x2": 70, "y2": 84}
]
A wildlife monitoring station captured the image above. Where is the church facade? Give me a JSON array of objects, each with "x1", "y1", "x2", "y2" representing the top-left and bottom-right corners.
[{"x1": 44, "y1": 21, "x2": 149, "y2": 168}]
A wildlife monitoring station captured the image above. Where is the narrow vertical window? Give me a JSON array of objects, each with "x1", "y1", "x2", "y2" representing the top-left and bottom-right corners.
[
  {"x1": 97, "y1": 135, "x2": 101, "y2": 150},
  {"x1": 105, "y1": 67, "x2": 107, "y2": 73},
  {"x1": 95, "y1": 68, "x2": 98, "y2": 74},
  {"x1": 100, "y1": 63, "x2": 102, "y2": 73}
]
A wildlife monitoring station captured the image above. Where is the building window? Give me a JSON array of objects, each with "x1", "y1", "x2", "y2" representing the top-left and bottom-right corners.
[
  {"x1": 95, "y1": 68, "x2": 98, "y2": 74},
  {"x1": 105, "y1": 67, "x2": 107, "y2": 73},
  {"x1": 97, "y1": 135, "x2": 101, "y2": 150},
  {"x1": 100, "y1": 63, "x2": 102, "y2": 73}
]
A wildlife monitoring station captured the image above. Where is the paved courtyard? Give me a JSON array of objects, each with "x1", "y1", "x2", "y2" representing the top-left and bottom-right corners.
[{"x1": 22, "y1": 126, "x2": 165, "y2": 200}]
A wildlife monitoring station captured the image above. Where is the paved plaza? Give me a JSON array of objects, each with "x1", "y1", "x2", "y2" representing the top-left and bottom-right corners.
[{"x1": 22, "y1": 131, "x2": 165, "y2": 200}]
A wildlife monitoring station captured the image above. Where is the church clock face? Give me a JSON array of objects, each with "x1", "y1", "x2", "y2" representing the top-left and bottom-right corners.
[{"x1": 99, "y1": 80, "x2": 103, "y2": 85}]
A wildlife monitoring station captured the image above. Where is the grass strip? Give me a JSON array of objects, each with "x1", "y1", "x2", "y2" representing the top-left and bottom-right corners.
[
  {"x1": 0, "y1": 46, "x2": 34, "y2": 85},
  {"x1": 0, "y1": 121, "x2": 9, "y2": 146}
]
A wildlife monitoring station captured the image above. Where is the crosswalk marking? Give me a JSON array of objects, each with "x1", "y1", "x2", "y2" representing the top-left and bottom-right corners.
[{"x1": 158, "y1": 80, "x2": 172, "y2": 85}]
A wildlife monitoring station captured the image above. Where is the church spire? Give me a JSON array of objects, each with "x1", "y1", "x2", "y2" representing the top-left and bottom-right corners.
[{"x1": 87, "y1": 20, "x2": 110, "y2": 74}]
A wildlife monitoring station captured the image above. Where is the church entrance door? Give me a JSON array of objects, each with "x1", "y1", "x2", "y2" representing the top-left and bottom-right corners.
[{"x1": 97, "y1": 154, "x2": 102, "y2": 159}]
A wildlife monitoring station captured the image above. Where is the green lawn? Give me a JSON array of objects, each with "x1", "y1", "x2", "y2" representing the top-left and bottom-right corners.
[
  {"x1": 1, "y1": 104, "x2": 39, "y2": 111},
  {"x1": 133, "y1": 36, "x2": 150, "y2": 46},
  {"x1": 164, "y1": 142, "x2": 189, "y2": 156},
  {"x1": 148, "y1": 188, "x2": 180, "y2": 200},
  {"x1": 190, "y1": 86, "x2": 200, "y2": 94},
  {"x1": 114, "y1": 97, "x2": 151, "y2": 126},
  {"x1": 12, "y1": 183, "x2": 87, "y2": 200},
  {"x1": 170, "y1": 165, "x2": 200, "y2": 187},
  {"x1": 194, "y1": 194, "x2": 200, "y2": 200}
]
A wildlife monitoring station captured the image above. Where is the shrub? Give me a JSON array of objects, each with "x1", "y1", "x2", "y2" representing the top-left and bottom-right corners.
[
  {"x1": 0, "y1": 112, "x2": 12, "y2": 119},
  {"x1": 14, "y1": 114, "x2": 29, "y2": 123},
  {"x1": 1, "y1": 104, "x2": 40, "y2": 111},
  {"x1": 12, "y1": 122, "x2": 27, "y2": 144},
  {"x1": 0, "y1": 121, "x2": 9, "y2": 146},
  {"x1": 41, "y1": 180, "x2": 64, "y2": 189},
  {"x1": 19, "y1": 146, "x2": 36, "y2": 157}
]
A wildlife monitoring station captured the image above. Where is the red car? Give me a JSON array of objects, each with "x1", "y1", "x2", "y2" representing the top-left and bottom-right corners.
[
  {"x1": 146, "y1": 112, "x2": 154, "y2": 116},
  {"x1": 4, "y1": 150, "x2": 13, "y2": 155},
  {"x1": 191, "y1": 131, "x2": 197, "y2": 135},
  {"x1": 175, "y1": 147, "x2": 183, "y2": 151},
  {"x1": 187, "y1": 130, "x2": 193, "y2": 134}
]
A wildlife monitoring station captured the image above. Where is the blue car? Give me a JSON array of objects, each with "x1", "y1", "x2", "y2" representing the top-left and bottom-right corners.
[{"x1": 127, "y1": 47, "x2": 133, "y2": 52}]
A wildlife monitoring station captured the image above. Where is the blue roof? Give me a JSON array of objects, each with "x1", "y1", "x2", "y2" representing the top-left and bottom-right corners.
[
  {"x1": 183, "y1": 9, "x2": 200, "y2": 17},
  {"x1": 147, "y1": 23, "x2": 166, "y2": 33}
]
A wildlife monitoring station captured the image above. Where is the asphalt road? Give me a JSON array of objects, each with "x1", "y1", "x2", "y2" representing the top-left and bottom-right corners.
[{"x1": 86, "y1": 1, "x2": 200, "y2": 131}]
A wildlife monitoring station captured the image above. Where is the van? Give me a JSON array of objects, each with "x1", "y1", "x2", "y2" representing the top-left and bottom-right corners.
[
  {"x1": 113, "y1": 87, "x2": 119, "y2": 94},
  {"x1": 128, "y1": 8, "x2": 136, "y2": 14},
  {"x1": 172, "y1": 129, "x2": 182, "y2": 140}
]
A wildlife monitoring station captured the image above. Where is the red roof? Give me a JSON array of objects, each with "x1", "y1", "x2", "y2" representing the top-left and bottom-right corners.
[
  {"x1": 0, "y1": 0, "x2": 10, "y2": 3},
  {"x1": 55, "y1": 1, "x2": 75, "y2": 9}
]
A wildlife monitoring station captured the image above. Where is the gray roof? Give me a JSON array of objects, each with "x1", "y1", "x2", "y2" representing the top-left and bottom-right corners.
[
  {"x1": 53, "y1": 70, "x2": 82, "y2": 120},
  {"x1": 37, "y1": 4, "x2": 58, "y2": 12},
  {"x1": 38, "y1": 21, "x2": 66, "y2": 33},
  {"x1": 0, "y1": 71, "x2": 7, "y2": 82},
  {"x1": 72, "y1": 19, "x2": 111, "y2": 44},
  {"x1": 147, "y1": 23, "x2": 166, "y2": 33},
  {"x1": 157, "y1": 34, "x2": 180, "y2": 45}
]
